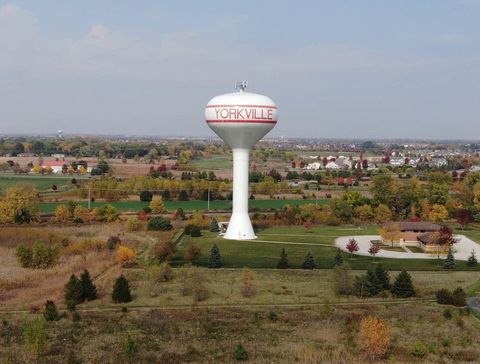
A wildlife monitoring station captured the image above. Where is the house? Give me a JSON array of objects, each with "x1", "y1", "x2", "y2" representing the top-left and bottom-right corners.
[
  {"x1": 325, "y1": 158, "x2": 352, "y2": 170},
  {"x1": 397, "y1": 221, "x2": 441, "y2": 242},
  {"x1": 41, "y1": 161, "x2": 67, "y2": 174},
  {"x1": 429, "y1": 157, "x2": 448, "y2": 168},
  {"x1": 416, "y1": 232, "x2": 451, "y2": 253},
  {"x1": 470, "y1": 165, "x2": 480, "y2": 173},
  {"x1": 304, "y1": 162, "x2": 321, "y2": 170},
  {"x1": 389, "y1": 157, "x2": 404, "y2": 166}
]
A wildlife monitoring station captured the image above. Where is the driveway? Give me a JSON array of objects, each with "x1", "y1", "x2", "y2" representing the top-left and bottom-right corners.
[{"x1": 335, "y1": 235, "x2": 480, "y2": 261}]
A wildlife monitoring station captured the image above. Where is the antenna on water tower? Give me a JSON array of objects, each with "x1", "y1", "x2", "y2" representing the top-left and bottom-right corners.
[{"x1": 234, "y1": 80, "x2": 248, "y2": 92}]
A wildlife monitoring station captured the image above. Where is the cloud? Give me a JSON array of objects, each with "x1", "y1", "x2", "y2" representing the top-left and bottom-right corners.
[{"x1": 0, "y1": 3, "x2": 20, "y2": 16}]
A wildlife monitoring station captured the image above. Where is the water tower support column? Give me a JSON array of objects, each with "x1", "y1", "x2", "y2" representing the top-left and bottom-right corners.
[{"x1": 224, "y1": 148, "x2": 256, "y2": 240}]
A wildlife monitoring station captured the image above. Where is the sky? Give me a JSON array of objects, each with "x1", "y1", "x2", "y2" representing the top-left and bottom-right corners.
[{"x1": 0, "y1": 0, "x2": 479, "y2": 139}]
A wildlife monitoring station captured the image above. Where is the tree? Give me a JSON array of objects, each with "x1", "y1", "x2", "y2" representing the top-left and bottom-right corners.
[
  {"x1": 374, "y1": 264, "x2": 390, "y2": 290},
  {"x1": 55, "y1": 204, "x2": 71, "y2": 223},
  {"x1": 374, "y1": 204, "x2": 392, "y2": 224},
  {"x1": 80, "y1": 270, "x2": 97, "y2": 301},
  {"x1": 428, "y1": 204, "x2": 448, "y2": 223},
  {"x1": 210, "y1": 216, "x2": 220, "y2": 232},
  {"x1": 149, "y1": 195, "x2": 164, "y2": 214},
  {"x1": 346, "y1": 238, "x2": 359, "y2": 257},
  {"x1": 371, "y1": 174, "x2": 397, "y2": 208},
  {"x1": 147, "y1": 216, "x2": 172, "y2": 231},
  {"x1": 364, "y1": 268, "x2": 383, "y2": 296},
  {"x1": 378, "y1": 223, "x2": 401, "y2": 247},
  {"x1": 443, "y1": 247, "x2": 455, "y2": 269},
  {"x1": 112, "y1": 275, "x2": 132, "y2": 303},
  {"x1": 368, "y1": 243, "x2": 380, "y2": 261},
  {"x1": 360, "y1": 316, "x2": 390, "y2": 360},
  {"x1": 333, "y1": 248, "x2": 343, "y2": 267},
  {"x1": 451, "y1": 287, "x2": 467, "y2": 307},
  {"x1": 456, "y1": 209, "x2": 473, "y2": 230},
  {"x1": 64, "y1": 274, "x2": 83, "y2": 310},
  {"x1": 467, "y1": 250, "x2": 478, "y2": 267},
  {"x1": 209, "y1": 244, "x2": 222, "y2": 268},
  {"x1": 154, "y1": 241, "x2": 177, "y2": 263},
  {"x1": 436, "y1": 288, "x2": 453, "y2": 305},
  {"x1": 333, "y1": 264, "x2": 352, "y2": 295},
  {"x1": 391, "y1": 270, "x2": 416, "y2": 298},
  {"x1": 277, "y1": 248, "x2": 289, "y2": 269},
  {"x1": 301, "y1": 252, "x2": 316, "y2": 269},
  {"x1": 43, "y1": 300, "x2": 60, "y2": 321},
  {"x1": 0, "y1": 184, "x2": 39, "y2": 224}
]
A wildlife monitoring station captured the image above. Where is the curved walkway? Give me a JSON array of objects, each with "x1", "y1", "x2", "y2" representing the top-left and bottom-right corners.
[
  {"x1": 467, "y1": 297, "x2": 480, "y2": 317},
  {"x1": 335, "y1": 235, "x2": 480, "y2": 261}
]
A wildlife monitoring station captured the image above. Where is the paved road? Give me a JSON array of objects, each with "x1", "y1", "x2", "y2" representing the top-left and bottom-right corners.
[
  {"x1": 335, "y1": 235, "x2": 480, "y2": 261},
  {"x1": 467, "y1": 297, "x2": 480, "y2": 316}
]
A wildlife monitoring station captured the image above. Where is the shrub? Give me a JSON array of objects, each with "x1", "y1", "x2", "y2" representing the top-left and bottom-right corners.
[
  {"x1": 185, "y1": 244, "x2": 201, "y2": 263},
  {"x1": 107, "y1": 236, "x2": 121, "y2": 250},
  {"x1": 139, "y1": 190, "x2": 153, "y2": 202},
  {"x1": 151, "y1": 262, "x2": 174, "y2": 282},
  {"x1": 126, "y1": 217, "x2": 145, "y2": 232},
  {"x1": 181, "y1": 267, "x2": 210, "y2": 302},
  {"x1": 123, "y1": 334, "x2": 138, "y2": 356},
  {"x1": 15, "y1": 241, "x2": 60, "y2": 269},
  {"x1": 391, "y1": 269, "x2": 415, "y2": 298},
  {"x1": 452, "y1": 287, "x2": 467, "y2": 307},
  {"x1": 277, "y1": 248, "x2": 289, "y2": 269},
  {"x1": 234, "y1": 344, "x2": 248, "y2": 361},
  {"x1": 208, "y1": 244, "x2": 222, "y2": 268},
  {"x1": 43, "y1": 300, "x2": 60, "y2": 322},
  {"x1": 190, "y1": 225, "x2": 202, "y2": 237},
  {"x1": 112, "y1": 275, "x2": 132, "y2": 303},
  {"x1": 72, "y1": 311, "x2": 81, "y2": 322},
  {"x1": 184, "y1": 224, "x2": 195, "y2": 235},
  {"x1": 333, "y1": 248, "x2": 343, "y2": 267},
  {"x1": 96, "y1": 204, "x2": 119, "y2": 222},
  {"x1": 467, "y1": 250, "x2": 478, "y2": 267},
  {"x1": 436, "y1": 289, "x2": 453, "y2": 305},
  {"x1": 175, "y1": 208, "x2": 185, "y2": 220},
  {"x1": 116, "y1": 246, "x2": 137, "y2": 266},
  {"x1": 80, "y1": 270, "x2": 97, "y2": 301},
  {"x1": 443, "y1": 247, "x2": 455, "y2": 269},
  {"x1": 153, "y1": 241, "x2": 177, "y2": 263},
  {"x1": 410, "y1": 341, "x2": 428, "y2": 358},
  {"x1": 301, "y1": 252, "x2": 316, "y2": 269},
  {"x1": 147, "y1": 216, "x2": 172, "y2": 231},
  {"x1": 443, "y1": 308, "x2": 452, "y2": 319},
  {"x1": 210, "y1": 217, "x2": 220, "y2": 232},
  {"x1": 359, "y1": 316, "x2": 390, "y2": 359},
  {"x1": 63, "y1": 239, "x2": 104, "y2": 256},
  {"x1": 64, "y1": 274, "x2": 83, "y2": 310},
  {"x1": 149, "y1": 195, "x2": 164, "y2": 214},
  {"x1": 23, "y1": 316, "x2": 48, "y2": 354},
  {"x1": 240, "y1": 268, "x2": 258, "y2": 298}
]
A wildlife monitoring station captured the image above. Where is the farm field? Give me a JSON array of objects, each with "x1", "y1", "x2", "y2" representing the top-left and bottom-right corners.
[
  {"x1": 0, "y1": 174, "x2": 84, "y2": 191},
  {"x1": 189, "y1": 155, "x2": 232, "y2": 169},
  {"x1": 38, "y1": 198, "x2": 329, "y2": 213}
]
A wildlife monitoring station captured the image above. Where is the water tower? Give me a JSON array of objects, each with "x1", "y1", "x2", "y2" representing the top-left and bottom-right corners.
[{"x1": 205, "y1": 81, "x2": 278, "y2": 240}]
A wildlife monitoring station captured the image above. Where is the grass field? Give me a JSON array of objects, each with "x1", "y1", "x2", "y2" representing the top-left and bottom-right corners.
[
  {"x1": 0, "y1": 174, "x2": 85, "y2": 191},
  {"x1": 189, "y1": 155, "x2": 232, "y2": 169},
  {"x1": 174, "y1": 226, "x2": 480, "y2": 271},
  {"x1": 38, "y1": 198, "x2": 329, "y2": 213}
]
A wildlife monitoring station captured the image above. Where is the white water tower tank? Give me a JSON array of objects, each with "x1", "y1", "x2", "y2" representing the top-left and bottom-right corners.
[{"x1": 205, "y1": 82, "x2": 278, "y2": 240}]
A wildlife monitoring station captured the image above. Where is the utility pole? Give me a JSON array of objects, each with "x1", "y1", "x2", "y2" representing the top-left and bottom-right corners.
[
  {"x1": 88, "y1": 180, "x2": 92, "y2": 210},
  {"x1": 207, "y1": 187, "x2": 210, "y2": 211}
]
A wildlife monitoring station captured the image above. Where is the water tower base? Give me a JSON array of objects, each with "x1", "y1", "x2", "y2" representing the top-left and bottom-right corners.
[{"x1": 223, "y1": 213, "x2": 257, "y2": 240}]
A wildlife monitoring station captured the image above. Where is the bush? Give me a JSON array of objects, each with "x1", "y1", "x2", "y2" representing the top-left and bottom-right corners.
[
  {"x1": 234, "y1": 344, "x2": 248, "y2": 361},
  {"x1": 443, "y1": 308, "x2": 452, "y2": 319},
  {"x1": 153, "y1": 241, "x2": 177, "y2": 263},
  {"x1": 359, "y1": 316, "x2": 390, "y2": 359},
  {"x1": 147, "y1": 216, "x2": 172, "y2": 231},
  {"x1": 190, "y1": 225, "x2": 201, "y2": 237},
  {"x1": 43, "y1": 300, "x2": 60, "y2": 322},
  {"x1": 467, "y1": 250, "x2": 478, "y2": 267},
  {"x1": 139, "y1": 190, "x2": 153, "y2": 202},
  {"x1": 184, "y1": 224, "x2": 196, "y2": 235},
  {"x1": 123, "y1": 334, "x2": 138, "y2": 356},
  {"x1": 151, "y1": 262, "x2": 174, "y2": 282},
  {"x1": 436, "y1": 288, "x2": 453, "y2": 305},
  {"x1": 301, "y1": 252, "x2": 316, "y2": 269},
  {"x1": 15, "y1": 241, "x2": 60, "y2": 269},
  {"x1": 185, "y1": 244, "x2": 201, "y2": 263},
  {"x1": 116, "y1": 246, "x2": 137, "y2": 266},
  {"x1": 112, "y1": 275, "x2": 132, "y2": 303},
  {"x1": 107, "y1": 236, "x2": 121, "y2": 250},
  {"x1": 23, "y1": 316, "x2": 47, "y2": 354},
  {"x1": 410, "y1": 341, "x2": 428, "y2": 358},
  {"x1": 210, "y1": 217, "x2": 220, "y2": 232},
  {"x1": 277, "y1": 248, "x2": 289, "y2": 269},
  {"x1": 126, "y1": 217, "x2": 145, "y2": 232},
  {"x1": 452, "y1": 287, "x2": 467, "y2": 307}
]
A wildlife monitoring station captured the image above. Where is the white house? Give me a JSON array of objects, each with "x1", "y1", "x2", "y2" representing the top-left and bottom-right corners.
[
  {"x1": 305, "y1": 162, "x2": 321, "y2": 170},
  {"x1": 42, "y1": 161, "x2": 66, "y2": 174},
  {"x1": 389, "y1": 157, "x2": 404, "y2": 166}
]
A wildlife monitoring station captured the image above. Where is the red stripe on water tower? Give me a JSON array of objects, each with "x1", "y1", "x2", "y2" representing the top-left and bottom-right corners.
[
  {"x1": 206, "y1": 104, "x2": 277, "y2": 109},
  {"x1": 206, "y1": 119, "x2": 277, "y2": 124}
]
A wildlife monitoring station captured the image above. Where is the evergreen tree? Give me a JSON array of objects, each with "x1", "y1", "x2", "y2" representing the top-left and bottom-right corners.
[
  {"x1": 43, "y1": 300, "x2": 60, "y2": 321},
  {"x1": 443, "y1": 247, "x2": 455, "y2": 269},
  {"x1": 364, "y1": 268, "x2": 383, "y2": 296},
  {"x1": 391, "y1": 270, "x2": 416, "y2": 298},
  {"x1": 374, "y1": 264, "x2": 390, "y2": 290},
  {"x1": 451, "y1": 287, "x2": 467, "y2": 307},
  {"x1": 333, "y1": 248, "x2": 343, "y2": 267},
  {"x1": 112, "y1": 275, "x2": 132, "y2": 303},
  {"x1": 208, "y1": 244, "x2": 222, "y2": 268},
  {"x1": 210, "y1": 217, "x2": 220, "y2": 232},
  {"x1": 64, "y1": 274, "x2": 83, "y2": 310},
  {"x1": 277, "y1": 248, "x2": 289, "y2": 269},
  {"x1": 80, "y1": 270, "x2": 97, "y2": 301},
  {"x1": 467, "y1": 250, "x2": 478, "y2": 267},
  {"x1": 301, "y1": 252, "x2": 316, "y2": 269}
]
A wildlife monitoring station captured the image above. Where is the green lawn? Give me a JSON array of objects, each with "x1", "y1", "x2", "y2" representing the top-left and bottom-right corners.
[
  {"x1": 174, "y1": 226, "x2": 480, "y2": 271},
  {"x1": 189, "y1": 155, "x2": 232, "y2": 169},
  {"x1": 39, "y1": 199, "x2": 328, "y2": 213},
  {"x1": 0, "y1": 174, "x2": 85, "y2": 192}
]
